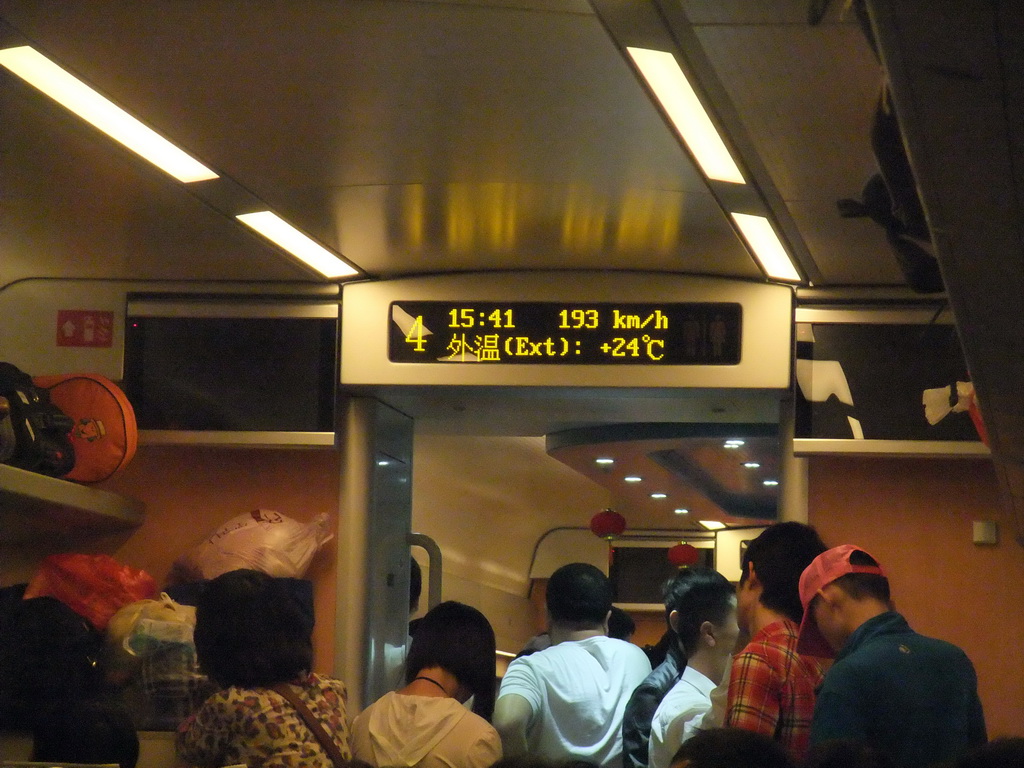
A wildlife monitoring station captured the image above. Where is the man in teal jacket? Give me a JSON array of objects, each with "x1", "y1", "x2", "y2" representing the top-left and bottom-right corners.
[{"x1": 796, "y1": 545, "x2": 986, "y2": 768}]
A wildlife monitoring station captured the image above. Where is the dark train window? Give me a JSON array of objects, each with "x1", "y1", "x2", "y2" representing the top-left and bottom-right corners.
[
  {"x1": 610, "y1": 545, "x2": 715, "y2": 604},
  {"x1": 123, "y1": 314, "x2": 337, "y2": 432}
]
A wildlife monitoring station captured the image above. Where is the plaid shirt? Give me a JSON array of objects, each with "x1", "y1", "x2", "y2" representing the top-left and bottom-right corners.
[{"x1": 725, "y1": 619, "x2": 827, "y2": 763}]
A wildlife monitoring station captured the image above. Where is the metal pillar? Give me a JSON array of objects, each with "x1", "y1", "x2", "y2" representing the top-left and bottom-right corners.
[
  {"x1": 779, "y1": 395, "x2": 809, "y2": 523},
  {"x1": 334, "y1": 397, "x2": 414, "y2": 712}
]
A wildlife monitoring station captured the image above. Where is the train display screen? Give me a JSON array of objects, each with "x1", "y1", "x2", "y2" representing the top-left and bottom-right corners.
[{"x1": 387, "y1": 301, "x2": 741, "y2": 365}]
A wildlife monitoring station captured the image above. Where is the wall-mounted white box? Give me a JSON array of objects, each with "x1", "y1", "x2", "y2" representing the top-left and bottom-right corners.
[{"x1": 973, "y1": 520, "x2": 999, "y2": 546}]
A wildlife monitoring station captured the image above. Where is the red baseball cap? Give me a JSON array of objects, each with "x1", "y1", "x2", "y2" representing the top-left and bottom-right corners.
[{"x1": 796, "y1": 544, "x2": 887, "y2": 658}]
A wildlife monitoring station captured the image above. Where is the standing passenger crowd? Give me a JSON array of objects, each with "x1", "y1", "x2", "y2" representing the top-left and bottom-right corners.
[{"x1": 172, "y1": 523, "x2": 1012, "y2": 768}]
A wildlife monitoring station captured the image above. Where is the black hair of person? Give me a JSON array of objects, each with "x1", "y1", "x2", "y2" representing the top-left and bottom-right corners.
[
  {"x1": 193, "y1": 569, "x2": 313, "y2": 688},
  {"x1": 670, "y1": 727, "x2": 795, "y2": 768},
  {"x1": 32, "y1": 696, "x2": 140, "y2": 768},
  {"x1": 546, "y1": 562, "x2": 612, "y2": 627},
  {"x1": 739, "y1": 521, "x2": 827, "y2": 623},
  {"x1": 491, "y1": 758, "x2": 598, "y2": 768},
  {"x1": 830, "y1": 550, "x2": 892, "y2": 603},
  {"x1": 409, "y1": 556, "x2": 423, "y2": 613},
  {"x1": 663, "y1": 567, "x2": 735, "y2": 659},
  {"x1": 404, "y1": 600, "x2": 497, "y2": 720},
  {"x1": 608, "y1": 606, "x2": 636, "y2": 640}
]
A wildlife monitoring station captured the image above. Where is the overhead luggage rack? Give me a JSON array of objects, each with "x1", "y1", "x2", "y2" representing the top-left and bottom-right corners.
[{"x1": 0, "y1": 463, "x2": 144, "y2": 543}]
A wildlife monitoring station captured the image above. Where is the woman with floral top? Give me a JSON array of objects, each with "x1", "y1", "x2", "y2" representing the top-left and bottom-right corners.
[{"x1": 176, "y1": 569, "x2": 351, "y2": 768}]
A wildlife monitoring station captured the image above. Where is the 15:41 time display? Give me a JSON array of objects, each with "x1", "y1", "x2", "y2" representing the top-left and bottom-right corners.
[{"x1": 448, "y1": 308, "x2": 516, "y2": 328}]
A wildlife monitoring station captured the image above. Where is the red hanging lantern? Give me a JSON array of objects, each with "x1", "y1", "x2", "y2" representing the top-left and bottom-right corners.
[
  {"x1": 589, "y1": 508, "x2": 626, "y2": 540},
  {"x1": 668, "y1": 542, "x2": 700, "y2": 567}
]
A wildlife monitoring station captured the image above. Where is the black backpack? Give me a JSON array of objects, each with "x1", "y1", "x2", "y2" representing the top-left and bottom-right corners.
[
  {"x1": 0, "y1": 595, "x2": 104, "y2": 730},
  {"x1": 0, "y1": 362, "x2": 76, "y2": 477}
]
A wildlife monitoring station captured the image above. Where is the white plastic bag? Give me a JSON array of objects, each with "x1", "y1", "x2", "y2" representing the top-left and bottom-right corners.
[
  {"x1": 104, "y1": 592, "x2": 196, "y2": 684},
  {"x1": 172, "y1": 509, "x2": 333, "y2": 582}
]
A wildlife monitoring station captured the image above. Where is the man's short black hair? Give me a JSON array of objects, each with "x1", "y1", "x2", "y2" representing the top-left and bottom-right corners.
[
  {"x1": 546, "y1": 562, "x2": 612, "y2": 628},
  {"x1": 608, "y1": 606, "x2": 635, "y2": 640},
  {"x1": 409, "y1": 556, "x2": 423, "y2": 614},
  {"x1": 832, "y1": 549, "x2": 891, "y2": 604},
  {"x1": 671, "y1": 727, "x2": 795, "y2": 768},
  {"x1": 740, "y1": 522, "x2": 827, "y2": 623}
]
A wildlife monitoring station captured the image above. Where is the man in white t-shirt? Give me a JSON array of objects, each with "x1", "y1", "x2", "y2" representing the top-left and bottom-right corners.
[{"x1": 493, "y1": 563, "x2": 651, "y2": 768}]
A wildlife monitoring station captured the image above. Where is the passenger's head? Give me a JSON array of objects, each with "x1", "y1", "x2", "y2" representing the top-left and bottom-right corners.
[
  {"x1": 404, "y1": 600, "x2": 497, "y2": 720},
  {"x1": 665, "y1": 567, "x2": 739, "y2": 680},
  {"x1": 738, "y1": 522, "x2": 827, "y2": 627},
  {"x1": 409, "y1": 556, "x2": 423, "y2": 615},
  {"x1": 669, "y1": 727, "x2": 795, "y2": 768},
  {"x1": 608, "y1": 606, "x2": 636, "y2": 641},
  {"x1": 546, "y1": 562, "x2": 612, "y2": 630},
  {"x1": 491, "y1": 758, "x2": 597, "y2": 768},
  {"x1": 194, "y1": 569, "x2": 313, "y2": 687},
  {"x1": 797, "y1": 545, "x2": 890, "y2": 657},
  {"x1": 32, "y1": 696, "x2": 140, "y2": 768}
]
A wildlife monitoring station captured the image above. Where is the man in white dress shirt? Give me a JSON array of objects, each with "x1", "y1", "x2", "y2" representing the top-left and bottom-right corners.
[{"x1": 648, "y1": 567, "x2": 740, "y2": 768}]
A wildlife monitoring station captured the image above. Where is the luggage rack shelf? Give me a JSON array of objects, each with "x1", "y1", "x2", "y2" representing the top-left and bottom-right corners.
[{"x1": 0, "y1": 464, "x2": 144, "y2": 543}]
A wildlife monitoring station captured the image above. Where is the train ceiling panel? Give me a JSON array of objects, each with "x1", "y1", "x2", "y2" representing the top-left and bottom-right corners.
[{"x1": 1, "y1": 0, "x2": 899, "y2": 287}]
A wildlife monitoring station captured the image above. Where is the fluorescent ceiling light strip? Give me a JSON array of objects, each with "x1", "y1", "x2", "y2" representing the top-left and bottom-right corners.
[
  {"x1": 0, "y1": 46, "x2": 218, "y2": 183},
  {"x1": 699, "y1": 520, "x2": 726, "y2": 530},
  {"x1": 237, "y1": 211, "x2": 358, "y2": 278},
  {"x1": 626, "y1": 47, "x2": 744, "y2": 184},
  {"x1": 730, "y1": 212, "x2": 802, "y2": 282}
]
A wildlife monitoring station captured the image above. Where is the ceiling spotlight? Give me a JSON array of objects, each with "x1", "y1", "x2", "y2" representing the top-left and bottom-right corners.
[
  {"x1": 651, "y1": 492, "x2": 667, "y2": 499},
  {"x1": 674, "y1": 508, "x2": 690, "y2": 515},
  {"x1": 699, "y1": 520, "x2": 727, "y2": 530},
  {"x1": 595, "y1": 457, "x2": 615, "y2": 465},
  {"x1": 763, "y1": 479, "x2": 779, "y2": 486},
  {"x1": 624, "y1": 475, "x2": 643, "y2": 483},
  {"x1": 377, "y1": 460, "x2": 390, "y2": 466},
  {"x1": 725, "y1": 439, "x2": 745, "y2": 446},
  {"x1": 743, "y1": 462, "x2": 761, "y2": 469}
]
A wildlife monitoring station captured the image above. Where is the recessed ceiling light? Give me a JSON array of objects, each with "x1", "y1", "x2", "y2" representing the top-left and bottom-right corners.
[
  {"x1": 763, "y1": 479, "x2": 779, "y2": 486},
  {"x1": 674, "y1": 508, "x2": 689, "y2": 515},
  {"x1": 650, "y1": 492, "x2": 667, "y2": 499},
  {"x1": 595, "y1": 457, "x2": 615, "y2": 465},
  {"x1": 743, "y1": 462, "x2": 761, "y2": 469},
  {"x1": 730, "y1": 212, "x2": 802, "y2": 282},
  {"x1": 725, "y1": 439, "x2": 745, "y2": 446},
  {"x1": 236, "y1": 211, "x2": 358, "y2": 278},
  {"x1": 377, "y1": 460, "x2": 390, "y2": 466},
  {"x1": 624, "y1": 475, "x2": 643, "y2": 483},
  {"x1": 625, "y1": 47, "x2": 745, "y2": 184},
  {"x1": 699, "y1": 520, "x2": 727, "y2": 530},
  {"x1": 0, "y1": 45, "x2": 218, "y2": 183}
]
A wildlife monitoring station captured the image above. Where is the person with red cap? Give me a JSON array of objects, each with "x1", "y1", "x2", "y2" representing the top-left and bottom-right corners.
[{"x1": 797, "y1": 544, "x2": 987, "y2": 768}]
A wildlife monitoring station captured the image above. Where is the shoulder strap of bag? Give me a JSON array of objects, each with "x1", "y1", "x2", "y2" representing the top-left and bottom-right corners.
[{"x1": 271, "y1": 682, "x2": 348, "y2": 768}]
